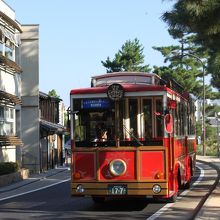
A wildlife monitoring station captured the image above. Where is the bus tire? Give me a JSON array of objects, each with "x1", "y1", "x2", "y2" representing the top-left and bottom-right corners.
[
  {"x1": 183, "y1": 164, "x2": 192, "y2": 189},
  {"x1": 168, "y1": 193, "x2": 178, "y2": 203},
  {"x1": 168, "y1": 170, "x2": 181, "y2": 203},
  {"x1": 184, "y1": 180, "x2": 190, "y2": 189},
  {"x1": 92, "y1": 196, "x2": 105, "y2": 203}
]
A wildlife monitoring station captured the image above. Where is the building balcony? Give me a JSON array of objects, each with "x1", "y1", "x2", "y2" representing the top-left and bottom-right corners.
[{"x1": 0, "y1": 55, "x2": 22, "y2": 74}]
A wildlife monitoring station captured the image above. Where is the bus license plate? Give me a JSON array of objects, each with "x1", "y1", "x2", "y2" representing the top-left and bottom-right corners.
[{"x1": 108, "y1": 185, "x2": 127, "y2": 195}]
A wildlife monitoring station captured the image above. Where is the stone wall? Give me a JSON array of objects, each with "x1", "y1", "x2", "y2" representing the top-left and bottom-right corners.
[{"x1": 0, "y1": 168, "x2": 29, "y2": 187}]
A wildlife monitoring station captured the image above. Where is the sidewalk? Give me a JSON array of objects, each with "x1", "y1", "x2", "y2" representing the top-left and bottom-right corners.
[
  {"x1": 195, "y1": 155, "x2": 220, "y2": 220},
  {"x1": 0, "y1": 166, "x2": 70, "y2": 193}
]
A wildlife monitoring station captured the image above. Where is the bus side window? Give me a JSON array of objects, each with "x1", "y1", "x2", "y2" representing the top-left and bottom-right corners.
[
  {"x1": 156, "y1": 99, "x2": 163, "y2": 137},
  {"x1": 129, "y1": 99, "x2": 138, "y2": 137},
  {"x1": 143, "y1": 99, "x2": 152, "y2": 139}
]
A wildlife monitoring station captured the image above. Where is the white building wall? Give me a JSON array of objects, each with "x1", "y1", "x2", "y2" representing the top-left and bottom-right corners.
[
  {"x1": 0, "y1": 70, "x2": 18, "y2": 94},
  {"x1": 1, "y1": 147, "x2": 16, "y2": 161},
  {"x1": 0, "y1": 0, "x2": 15, "y2": 19},
  {"x1": 0, "y1": 1, "x2": 21, "y2": 163}
]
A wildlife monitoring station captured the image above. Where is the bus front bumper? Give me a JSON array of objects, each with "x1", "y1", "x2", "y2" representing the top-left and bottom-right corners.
[{"x1": 71, "y1": 182, "x2": 168, "y2": 197}]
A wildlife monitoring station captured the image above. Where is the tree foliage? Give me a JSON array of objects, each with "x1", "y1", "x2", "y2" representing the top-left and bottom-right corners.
[
  {"x1": 101, "y1": 38, "x2": 151, "y2": 73},
  {"x1": 162, "y1": 0, "x2": 220, "y2": 91},
  {"x1": 48, "y1": 89, "x2": 60, "y2": 98},
  {"x1": 152, "y1": 34, "x2": 214, "y2": 98}
]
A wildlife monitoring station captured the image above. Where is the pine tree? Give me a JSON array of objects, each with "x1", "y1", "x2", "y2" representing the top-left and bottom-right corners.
[
  {"x1": 152, "y1": 34, "x2": 213, "y2": 98},
  {"x1": 101, "y1": 38, "x2": 151, "y2": 73},
  {"x1": 162, "y1": 0, "x2": 220, "y2": 91}
]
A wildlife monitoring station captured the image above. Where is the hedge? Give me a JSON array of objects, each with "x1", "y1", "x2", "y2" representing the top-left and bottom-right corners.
[{"x1": 0, "y1": 162, "x2": 19, "y2": 176}]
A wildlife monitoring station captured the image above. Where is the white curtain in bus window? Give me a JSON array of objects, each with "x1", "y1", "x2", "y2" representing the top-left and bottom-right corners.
[
  {"x1": 143, "y1": 99, "x2": 152, "y2": 139},
  {"x1": 156, "y1": 99, "x2": 163, "y2": 137}
]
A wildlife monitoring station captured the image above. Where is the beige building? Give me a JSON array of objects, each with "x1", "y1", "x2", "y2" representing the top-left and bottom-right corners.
[
  {"x1": 0, "y1": 0, "x2": 65, "y2": 173},
  {"x1": 0, "y1": 0, "x2": 23, "y2": 165}
]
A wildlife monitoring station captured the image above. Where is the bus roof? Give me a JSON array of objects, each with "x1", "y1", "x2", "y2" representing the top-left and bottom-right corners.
[
  {"x1": 70, "y1": 72, "x2": 191, "y2": 101},
  {"x1": 90, "y1": 72, "x2": 161, "y2": 87},
  {"x1": 70, "y1": 84, "x2": 171, "y2": 95}
]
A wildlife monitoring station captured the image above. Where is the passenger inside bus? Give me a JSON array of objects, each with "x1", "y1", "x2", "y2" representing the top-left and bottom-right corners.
[
  {"x1": 145, "y1": 125, "x2": 152, "y2": 139},
  {"x1": 96, "y1": 122, "x2": 108, "y2": 141}
]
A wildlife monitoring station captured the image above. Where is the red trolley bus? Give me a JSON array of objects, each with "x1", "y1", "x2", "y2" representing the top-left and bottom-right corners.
[{"x1": 69, "y1": 72, "x2": 196, "y2": 202}]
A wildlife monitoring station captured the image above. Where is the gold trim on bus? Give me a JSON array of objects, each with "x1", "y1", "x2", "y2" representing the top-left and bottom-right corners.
[
  {"x1": 72, "y1": 189, "x2": 168, "y2": 196},
  {"x1": 71, "y1": 182, "x2": 168, "y2": 196},
  {"x1": 73, "y1": 146, "x2": 165, "y2": 152}
]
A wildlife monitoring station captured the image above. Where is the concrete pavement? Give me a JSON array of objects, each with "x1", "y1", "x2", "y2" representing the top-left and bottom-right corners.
[
  {"x1": 0, "y1": 156, "x2": 220, "y2": 219},
  {"x1": 195, "y1": 155, "x2": 220, "y2": 220}
]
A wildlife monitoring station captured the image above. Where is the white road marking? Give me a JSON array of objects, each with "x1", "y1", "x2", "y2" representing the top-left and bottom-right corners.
[
  {"x1": 146, "y1": 165, "x2": 204, "y2": 220},
  {"x1": 0, "y1": 178, "x2": 70, "y2": 202}
]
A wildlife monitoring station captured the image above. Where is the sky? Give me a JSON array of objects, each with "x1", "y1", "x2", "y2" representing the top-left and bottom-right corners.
[{"x1": 5, "y1": 0, "x2": 177, "y2": 106}]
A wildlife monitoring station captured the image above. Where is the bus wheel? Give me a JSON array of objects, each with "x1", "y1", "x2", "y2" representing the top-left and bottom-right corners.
[
  {"x1": 183, "y1": 165, "x2": 192, "y2": 189},
  {"x1": 168, "y1": 171, "x2": 181, "y2": 203},
  {"x1": 168, "y1": 192, "x2": 178, "y2": 203},
  {"x1": 92, "y1": 196, "x2": 105, "y2": 203}
]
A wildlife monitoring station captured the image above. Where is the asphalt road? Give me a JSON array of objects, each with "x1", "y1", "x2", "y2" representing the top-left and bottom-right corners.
[{"x1": 0, "y1": 161, "x2": 216, "y2": 220}]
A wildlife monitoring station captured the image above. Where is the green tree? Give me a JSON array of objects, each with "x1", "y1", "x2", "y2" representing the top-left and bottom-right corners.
[
  {"x1": 152, "y1": 35, "x2": 214, "y2": 97},
  {"x1": 48, "y1": 89, "x2": 60, "y2": 98},
  {"x1": 162, "y1": 0, "x2": 220, "y2": 91},
  {"x1": 101, "y1": 38, "x2": 151, "y2": 73}
]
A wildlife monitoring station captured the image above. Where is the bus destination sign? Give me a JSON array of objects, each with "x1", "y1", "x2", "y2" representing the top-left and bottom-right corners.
[{"x1": 82, "y1": 99, "x2": 110, "y2": 109}]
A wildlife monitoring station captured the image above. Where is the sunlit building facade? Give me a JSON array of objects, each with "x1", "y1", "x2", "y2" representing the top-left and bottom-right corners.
[{"x1": 0, "y1": 0, "x2": 23, "y2": 164}]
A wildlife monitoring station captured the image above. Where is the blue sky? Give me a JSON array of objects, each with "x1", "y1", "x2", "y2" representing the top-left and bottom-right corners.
[{"x1": 5, "y1": 0, "x2": 177, "y2": 106}]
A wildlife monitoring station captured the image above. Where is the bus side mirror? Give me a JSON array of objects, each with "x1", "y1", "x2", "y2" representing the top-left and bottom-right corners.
[
  {"x1": 165, "y1": 113, "x2": 171, "y2": 123},
  {"x1": 165, "y1": 113, "x2": 173, "y2": 133},
  {"x1": 168, "y1": 100, "x2": 177, "y2": 109}
]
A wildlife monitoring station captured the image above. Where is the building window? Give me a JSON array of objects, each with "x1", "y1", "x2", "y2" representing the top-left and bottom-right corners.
[
  {"x1": 0, "y1": 29, "x2": 15, "y2": 60},
  {"x1": 0, "y1": 106, "x2": 15, "y2": 135},
  {"x1": 5, "y1": 37, "x2": 14, "y2": 60},
  {"x1": 0, "y1": 106, "x2": 4, "y2": 119},
  {"x1": 0, "y1": 30, "x2": 3, "y2": 56}
]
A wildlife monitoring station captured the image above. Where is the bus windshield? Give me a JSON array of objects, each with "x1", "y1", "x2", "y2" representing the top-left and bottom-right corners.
[
  {"x1": 72, "y1": 97, "x2": 164, "y2": 147},
  {"x1": 73, "y1": 98, "x2": 116, "y2": 147}
]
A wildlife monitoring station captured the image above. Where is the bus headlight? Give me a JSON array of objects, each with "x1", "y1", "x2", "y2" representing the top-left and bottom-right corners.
[
  {"x1": 154, "y1": 171, "x2": 164, "y2": 179},
  {"x1": 73, "y1": 172, "x2": 81, "y2": 179},
  {"x1": 152, "y1": 184, "x2": 161, "y2": 194},
  {"x1": 109, "y1": 159, "x2": 127, "y2": 176},
  {"x1": 76, "y1": 184, "x2": 85, "y2": 193}
]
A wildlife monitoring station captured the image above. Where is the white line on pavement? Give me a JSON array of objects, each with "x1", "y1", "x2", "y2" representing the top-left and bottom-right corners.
[{"x1": 0, "y1": 178, "x2": 70, "y2": 202}]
